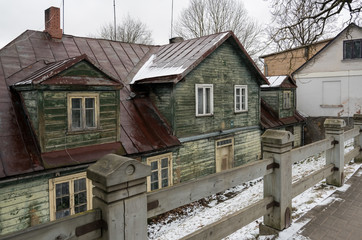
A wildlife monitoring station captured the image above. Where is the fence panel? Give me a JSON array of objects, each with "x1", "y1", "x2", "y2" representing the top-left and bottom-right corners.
[{"x1": 147, "y1": 158, "x2": 273, "y2": 218}]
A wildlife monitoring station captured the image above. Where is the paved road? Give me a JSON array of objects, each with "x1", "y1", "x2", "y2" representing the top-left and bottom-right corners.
[{"x1": 293, "y1": 167, "x2": 362, "y2": 240}]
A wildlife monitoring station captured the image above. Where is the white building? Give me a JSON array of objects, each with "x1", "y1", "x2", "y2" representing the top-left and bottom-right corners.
[{"x1": 293, "y1": 23, "x2": 362, "y2": 117}]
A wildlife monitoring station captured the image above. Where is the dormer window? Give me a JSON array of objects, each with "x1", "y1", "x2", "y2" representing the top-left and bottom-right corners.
[
  {"x1": 283, "y1": 91, "x2": 292, "y2": 109},
  {"x1": 343, "y1": 39, "x2": 362, "y2": 59},
  {"x1": 67, "y1": 93, "x2": 99, "y2": 131}
]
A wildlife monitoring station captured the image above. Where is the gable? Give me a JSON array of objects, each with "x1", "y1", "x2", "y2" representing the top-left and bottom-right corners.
[{"x1": 294, "y1": 24, "x2": 362, "y2": 75}]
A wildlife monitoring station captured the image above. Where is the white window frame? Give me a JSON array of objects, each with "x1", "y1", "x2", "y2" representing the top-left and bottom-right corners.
[
  {"x1": 67, "y1": 93, "x2": 99, "y2": 131},
  {"x1": 283, "y1": 90, "x2": 292, "y2": 109},
  {"x1": 49, "y1": 172, "x2": 93, "y2": 221},
  {"x1": 195, "y1": 84, "x2": 214, "y2": 116},
  {"x1": 234, "y1": 85, "x2": 248, "y2": 112},
  {"x1": 146, "y1": 153, "x2": 173, "y2": 192}
]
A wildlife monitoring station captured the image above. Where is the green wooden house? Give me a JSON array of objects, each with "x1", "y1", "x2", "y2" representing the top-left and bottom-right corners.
[
  {"x1": 260, "y1": 75, "x2": 306, "y2": 147},
  {"x1": 0, "y1": 6, "x2": 267, "y2": 235}
]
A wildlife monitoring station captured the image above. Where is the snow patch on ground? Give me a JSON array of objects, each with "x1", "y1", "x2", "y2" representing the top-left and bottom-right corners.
[{"x1": 148, "y1": 139, "x2": 361, "y2": 240}]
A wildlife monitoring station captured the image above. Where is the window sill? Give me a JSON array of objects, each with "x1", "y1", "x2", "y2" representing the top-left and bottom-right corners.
[
  {"x1": 320, "y1": 104, "x2": 343, "y2": 108},
  {"x1": 196, "y1": 114, "x2": 214, "y2": 117},
  {"x1": 341, "y1": 58, "x2": 362, "y2": 62},
  {"x1": 66, "y1": 128, "x2": 102, "y2": 135},
  {"x1": 234, "y1": 110, "x2": 248, "y2": 114}
]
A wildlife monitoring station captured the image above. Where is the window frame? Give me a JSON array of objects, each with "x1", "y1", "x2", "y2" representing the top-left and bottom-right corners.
[
  {"x1": 282, "y1": 90, "x2": 292, "y2": 109},
  {"x1": 67, "y1": 93, "x2": 99, "y2": 131},
  {"x1": 195, "y1": 84, "x2": 214, "y2": 116},
  {"x1": 343, "y1": 39, "x2": 362, "y2": 59},
  {"x1": 146, "y1": 153, "x2": 173, "y2": 192},
  {"x1": 234, "y1": 85, "x2": 248, "y2": 113},
  {"x1": 49, "y1": 172, "x2": 93, "y2": 221}
]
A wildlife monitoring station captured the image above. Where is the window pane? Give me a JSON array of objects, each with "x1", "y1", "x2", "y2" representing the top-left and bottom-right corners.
[
  {"x1": 353, "y1": 41, "x2": 361, "y2": 58},
  {"x1": 151, "y1": 182, "x2": 159, "y2": 190},
  {"x1": 74, "y1": 178, "x2": 86, "y2": 193},
  {"x1": 72, "y1": 110, "x2": 81, "y2": 128},
  {"x1": 205, "y1": 88, "x2": 210, "y2": 114},
  {"x1": 56, "y1": 195, "x2": 70, "y2": 211},
  {"x1": 161, "y1": 168, "x2": 168, "y2": 179},
  {"x1": 75, "y1": 204, "x2": 87, "y2": 214},
  {"x1": 345, "y1": 41, "x2": 353, "y2": 59},
  {"x1": 72, "y1": 98, "x2": 81, "y2": 109},
  {"x1": 61, "y1": 182, "x2": 69, "y2": 195},
  {"x1": 85, "y1": 98, "x2": 94, "y2": 108},
  {"x1": 198, "y1": 88, "x2": 203, "y2": 114},
  {"x1": 151, "y1": 161, "x2": 158, "y2": 170},
  {"x1": 161, "y1": 158, "x2": 168, "y2": 168},
  {"x1": 85, "y1": 109, "x2": 95, "y2": 127},
  {"x1": 75, "y1": 191, "x2": 87, "y2": 205},
  {"x1": 56, "y1": 209, "x2": 70, "y2": 219},
  {"x1": 162, "y1": 179, "x2": 169, "y2": 188},
  {"x1": 151, "y1": 171, "x2": 158, "y2": 182}
]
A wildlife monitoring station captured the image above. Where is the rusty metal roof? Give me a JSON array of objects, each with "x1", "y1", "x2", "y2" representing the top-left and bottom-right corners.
[
  {"x1": 131, "y1": 31, "x2": 268, "y2": 85},
  {"x1": 261, "y1": 98, "x2": 306, "y2": 129},
  {"x1": 0, "y1": 30, "x2": 179, "y2": 179}
]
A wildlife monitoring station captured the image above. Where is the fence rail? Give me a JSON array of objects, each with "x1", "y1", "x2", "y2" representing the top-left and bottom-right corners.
[
  {"x1": 147, "y1": 158, "x2": 273, "y2": 218},
  {"x1": 1, "y1": 115, "x2": 362, "y2": 240}
]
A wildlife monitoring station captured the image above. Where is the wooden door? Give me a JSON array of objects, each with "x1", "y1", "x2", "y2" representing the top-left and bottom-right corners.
[{"x1": 215, "y1": 138, "x2": 234, "y2": 173}]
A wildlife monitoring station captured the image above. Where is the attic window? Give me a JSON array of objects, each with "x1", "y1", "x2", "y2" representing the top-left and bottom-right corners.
[
  {"x1": 283, "y1": 91, "x2": 292, "y2": 109},
  {"x1": 343, "y1": 39, "x2": 362, "y2": 59},
  {"x1": 195, "y1": 84, "x2": 213, "y2": 116},
  {"x1": 67, "y1": 93, "x2": 99, "y2": 131}
]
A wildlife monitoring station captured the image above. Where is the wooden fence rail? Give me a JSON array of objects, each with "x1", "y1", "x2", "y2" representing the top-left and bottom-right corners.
[{"x1": 1, "y1": 115, "x2": 362, "y2": 240}]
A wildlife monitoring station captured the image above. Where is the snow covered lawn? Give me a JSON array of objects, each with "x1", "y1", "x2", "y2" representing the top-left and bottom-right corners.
[{"x1": 148, "y1": 140, "x2": 361, "y2": 240}]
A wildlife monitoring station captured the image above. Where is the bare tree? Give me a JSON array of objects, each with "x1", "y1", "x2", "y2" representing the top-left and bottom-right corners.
[
  {"x1": 269, "y1": 0, "x2": 362, "y2": 51},
  {"x1": 174, "y1": 0, "x2": 264, "y2": 58},
  {"x1": 99, "y1": 15, "x2": 153, "y2": 44}
]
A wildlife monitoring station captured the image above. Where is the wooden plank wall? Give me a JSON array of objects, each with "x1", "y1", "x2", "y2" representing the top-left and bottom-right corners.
[{"x1": 0, "y1": 177, "x2": 50, "y2": 235}]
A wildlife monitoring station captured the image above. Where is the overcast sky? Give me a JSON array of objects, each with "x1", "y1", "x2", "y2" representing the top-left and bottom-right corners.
[{"x1": 0, "y1": 0, "x2": 270, "y2": 49}]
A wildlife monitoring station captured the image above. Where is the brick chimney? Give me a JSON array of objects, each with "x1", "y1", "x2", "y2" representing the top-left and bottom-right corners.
[{"x1": 44, "y1": 7, "x2": 62, "y2": 39}]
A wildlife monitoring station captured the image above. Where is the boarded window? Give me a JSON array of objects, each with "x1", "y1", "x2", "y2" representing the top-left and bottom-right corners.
[{"x1": 322, "y1": 81, "x2": 341, "y2": 105}]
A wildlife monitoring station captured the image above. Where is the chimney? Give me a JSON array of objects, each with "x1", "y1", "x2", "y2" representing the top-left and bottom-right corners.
[
  {"x1": 44, "y1": 7, "x2": 62, "y2": 39},
  {"x1": 169, "y1": 37, "x2": 184, "y2": 44}
]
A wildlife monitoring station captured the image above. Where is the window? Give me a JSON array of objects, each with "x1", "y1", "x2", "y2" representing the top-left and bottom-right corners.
[
  {"x1": 283, "y1": 91, "x2": 292, "y2": 109},
  {"x1": 322, "y1": 81, "x2": 341, "y2": 106},
  {"x1": 343, "y1": 39, "x2": 362, "y2": 59},
  {"x1": 49, "y1": 172, "x2": 93, "y2": 221},
  {"x1": 147, "y1": 153, "x2": 173, "y2": 191},
  {"x1": 67, "y1": 93, "x2": 99, "y2": 131},
  {"x1": 234, "y1": 85, "x2": 248, "y2": 112},
  {"x1": 195, "y1": 84, "x2": 213, "y2": 116}
]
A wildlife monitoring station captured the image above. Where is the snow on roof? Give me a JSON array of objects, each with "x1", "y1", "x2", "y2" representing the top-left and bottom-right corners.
[
  {"x1": 261, "y1": 75, "x2": 288, "y2": 88},
  {"x1": 131, "y1": 54, "x2": 187, "y2": 84}
]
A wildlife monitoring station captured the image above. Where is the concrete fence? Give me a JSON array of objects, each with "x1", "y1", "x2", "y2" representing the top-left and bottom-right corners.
[{"x1": 1, "y1": 115, "x2": 362, "y2": 240}]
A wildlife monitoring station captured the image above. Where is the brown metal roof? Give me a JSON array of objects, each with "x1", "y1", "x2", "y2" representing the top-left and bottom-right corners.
[
  {"x1": 131, "y1": 31, "x2": 268, "y2": 85},
  {"x1": 0, "y1": 30, "x2": 179, "y2": 179},
  {"x1": 260, "y1": 98, "x2": 306, "y2": 129}
]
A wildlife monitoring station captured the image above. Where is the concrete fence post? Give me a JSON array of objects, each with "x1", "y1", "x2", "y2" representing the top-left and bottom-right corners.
[
  {"x1": 260, "y1": 129, "x2": 294, "y2": 232},
  {"x1": 324, "y1": 119, "x2": 346, "y2": 187},
  {"x1": 353, "y1": 114, "x2": 362, "y2": 163},
  {"x1": 87, "y1": 154, "x2": 151, "y2": 240}
]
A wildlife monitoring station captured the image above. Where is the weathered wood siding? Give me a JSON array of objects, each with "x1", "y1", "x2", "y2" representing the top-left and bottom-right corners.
[
  {"x1": 173, "y1": 41, "x2": 260, "y2": 137},
  {"x1": 261, "y1": 91, "x2": 278, "y2": 112},
  {"x1": 0, "y1": 177, "x2": 49, "y2": 235},
  {"x1": 21, "y1": 91, "x2": 39, "y2": 136},
  {"x1": 293, "y1": 125, "x2": 302, "y2": 147},
  {"x1": 22, "y1": 90, "x2": 119, "y2": 152},
  {"x1": 149, "y1": 40, "x2": 261, "y2": 138},
  {"x1": 170, "y1": 128, "x2": 261, "y2": 183}
]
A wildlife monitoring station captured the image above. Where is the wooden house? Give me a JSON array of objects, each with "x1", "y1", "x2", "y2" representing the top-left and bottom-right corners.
[
  {"x1": 0, "y1": 7, "x2": 267, "y2": 235},
  {"x1": 260, "y1": 75, "x2": 305, "y2": 147}
]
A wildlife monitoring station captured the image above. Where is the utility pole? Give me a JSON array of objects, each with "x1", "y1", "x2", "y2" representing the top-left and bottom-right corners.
[
  {"x1": 113, "y1": 0, "x2": 117, "y2": 40},
  {"x1": 62, "y1": 0, "x2": 65, "y2": 33},
  {"x1": 171, "y1": 0, "x2": 174, "y2": 38}
]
